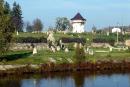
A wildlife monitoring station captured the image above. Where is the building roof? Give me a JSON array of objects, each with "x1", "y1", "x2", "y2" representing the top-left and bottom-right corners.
[{"x1": 71, "y1": 13, "x2": 86, "y2": 21}]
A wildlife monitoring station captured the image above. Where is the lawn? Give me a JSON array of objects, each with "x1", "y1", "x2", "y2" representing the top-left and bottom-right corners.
[
  {"x1": 3, "y1": 50, "x2": 75, "y2": 64},
  {"x1": 13, "y1": 32, "x2": 47, "y2": 38},
  {"x1": 1, "y1": 48, "x2": 130, "y2": 64}
]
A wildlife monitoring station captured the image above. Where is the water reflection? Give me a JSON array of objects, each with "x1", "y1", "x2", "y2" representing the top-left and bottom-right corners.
[
  {"x1": 73, "y1": 72, "x2": 85, "y2": 87},
  {"x1": 0, "y1": 72, "x2": 130, "y2": 87},
  {"x1": 0, "y1": 79, "x2": 20, "y2": 87}
]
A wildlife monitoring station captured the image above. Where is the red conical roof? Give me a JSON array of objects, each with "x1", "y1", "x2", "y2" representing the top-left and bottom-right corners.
[{"x1": 71, "y1": 13, "x2": 86, "y2": 21}]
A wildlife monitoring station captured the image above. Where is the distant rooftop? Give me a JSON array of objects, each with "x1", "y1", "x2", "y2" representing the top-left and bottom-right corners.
[{"x1": 71, "y1": 13, "x2": 86, "y2": 21}]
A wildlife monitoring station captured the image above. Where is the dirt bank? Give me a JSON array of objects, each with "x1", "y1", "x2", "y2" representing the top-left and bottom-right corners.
[{"x1": 0, "y1": 60, "x2": 130, "y2": 76}]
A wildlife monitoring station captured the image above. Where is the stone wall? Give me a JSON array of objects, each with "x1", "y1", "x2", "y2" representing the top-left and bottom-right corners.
[
  {"x1": 91, "y1": 43, "x2": 110, "y2": 48},
  {"x1": 125, "y1": 40, "x2": 130, "y2": 46},
  {"x1": 9, "y1": 43, "x2": 48, "y2": 51}
]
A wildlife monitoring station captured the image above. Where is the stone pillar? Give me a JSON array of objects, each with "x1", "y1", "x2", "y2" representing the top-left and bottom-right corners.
[{"x1": 33, "y1": 47, "x2": 37, "y2": 54}]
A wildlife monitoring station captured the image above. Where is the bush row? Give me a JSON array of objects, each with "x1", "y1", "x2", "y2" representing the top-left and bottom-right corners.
[
  {"x1": 14, "y1": 37, "x2": 47, "y2": 43},
  {"x1": 93, "y1": 38, "x2": 115, "y2": 43},
  {"x1": 61, "y1": 37, "x2": 86, "y2": 43},
  {"x1": 93, "y1": 37, "x2": 115, "y2": 46},
  {"x1": 14, "y1": 37, "x2": 87, "y2": 44},
  {"x1": 93, "y1": 34, "x2": 124, "y2": 45}
]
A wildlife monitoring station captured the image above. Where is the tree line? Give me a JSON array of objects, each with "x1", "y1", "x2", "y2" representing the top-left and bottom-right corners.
[
  {"x1": 92, "y1": 25, "x2": 130, "y2": 34},
  {"x1": 25, "y1": 17, "x2": 72, "y2": 32},
  {"x1": 26, "y1": 18, "x2": 43, "y2": 32}
]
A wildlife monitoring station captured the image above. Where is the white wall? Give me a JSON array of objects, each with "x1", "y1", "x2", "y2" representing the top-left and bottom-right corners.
[{"x1": 72, "y1": 22, "x2": 85, "y2": 33}]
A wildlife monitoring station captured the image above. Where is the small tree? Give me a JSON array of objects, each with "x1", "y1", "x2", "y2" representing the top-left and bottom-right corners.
[
  {"x1": 33, "y1": 18, "x2": 43, "y2": 32},
  {"x1": 74, "y1": 44, "x2": 86, "y2": 63}
]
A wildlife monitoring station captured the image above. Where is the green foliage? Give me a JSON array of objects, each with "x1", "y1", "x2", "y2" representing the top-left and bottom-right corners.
[
  {"x1": 93, "y1": 37, "x2": 115, "y2": 46},
  {"x1": 61, "y1": 37, "x2": 86, "y2": 44},
  {"x1": 14, "y1": 36, "x2": 47, "y2": 43},
  {"x1": 55, "y1": 17, "x2": 72, "y2": 31},
  {"x1": 93, "y1": 34, "x2": 124, "y2": 46},
  {"x1": 2, "y1": 48, "x2": 130, "y2": 64},
  {"x1": 11, "y1": 1, "x2": 23, "y2": 32},
  {"x1": 74, "y1": 44, "x2": 86, "y2": 63},
  {"x1": 0, "y1": 0, "x2": 15, "y2": 57},
  {"x1": 14, "y1": 32, "x2": 47, "y2": 38},
  {"x1": 123, "y1": 34, "x2": 130, "y2": 40},
  {"x1": 0, "y1": 51, "x2": 32, "y2": 62},
  {"x1": 4, "y1": 1, "x2": 11, "y2": 14}
]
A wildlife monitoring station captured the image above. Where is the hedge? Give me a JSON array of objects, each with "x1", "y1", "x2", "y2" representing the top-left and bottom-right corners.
[
  {"x1": 61, "y1": 37, "x2": 86, "y2": 44},
  {"x1": 14, "y1": 37, "x2": 47, "y2": 43}
]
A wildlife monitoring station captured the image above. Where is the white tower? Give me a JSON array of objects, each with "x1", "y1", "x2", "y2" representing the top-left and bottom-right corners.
[{"x1": 71, "y1": 13, "x2": 86, "y2": 33}]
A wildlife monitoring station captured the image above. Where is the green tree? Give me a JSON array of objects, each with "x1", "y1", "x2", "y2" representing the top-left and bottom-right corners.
[
  {"x1": 0, "y1": 0, "x2": 14, "y2": 57},
  {"x1": 11, "y1": 2, "x2": 23, "y2": 32},
  {"x1": 55, "y1": 17, "x2": 72, "y2": 31},
  {"x1": 4, "y1": 1, "x2": 11, "y2": 14},
  {"x1": 33, "y1": 18, "x2": 43, "y2": 32}
]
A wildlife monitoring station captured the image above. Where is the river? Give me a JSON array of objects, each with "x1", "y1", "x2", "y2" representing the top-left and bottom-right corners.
[{"x1": 0, "y1": 72, "x2": 130, "y2": 87}]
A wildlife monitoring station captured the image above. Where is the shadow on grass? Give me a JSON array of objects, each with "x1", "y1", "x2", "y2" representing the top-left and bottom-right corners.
[{"x1": 0, "y1": 52, "x2": 32, "y2": 61}]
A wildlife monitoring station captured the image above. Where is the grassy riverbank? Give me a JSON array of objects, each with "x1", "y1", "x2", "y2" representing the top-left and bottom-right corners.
[
  {"x1": 1, "y1": 32, "x2": 130, "y2": 64},
  {"x1": 1, "y1": 49, "x2": 130, "y2": 64}
]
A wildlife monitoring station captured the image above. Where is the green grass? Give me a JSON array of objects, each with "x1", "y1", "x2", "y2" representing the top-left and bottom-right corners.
[
  {"x1": 91, "y1": 47, "x2": 109, "y2": 51},
  {"x1": 87, "y1": 52, "x2": 130, "y2": 62},
  {"x1": 3, "y1": 50, "x2": 75, "y2": 64},
  {"x1": 1, "y1": 48, "x2": 130, "y2": 64},
  {"x1": 2, "y1": 32, "x2": 130, "y2": 64},
  {"x1": 13, "y1": 32, "x2": 47, "y2": 38}
]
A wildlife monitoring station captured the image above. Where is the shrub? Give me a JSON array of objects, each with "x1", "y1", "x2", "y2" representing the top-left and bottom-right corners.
[
  {"x1": 15, "y1": 37, "x2": 47, "y2": 43},
  {"x1": 74, "y1": 44, "x2": 86, "y2": 63},
  {"x1": 61, "y1": 37, "x2": 86, "y2": 44},
  {"x1": 93, "y1": 34, "x2": 124, "y2": 44},
  {"x1": 93, "y1": 36, "x2": 115, "y2": 46}
]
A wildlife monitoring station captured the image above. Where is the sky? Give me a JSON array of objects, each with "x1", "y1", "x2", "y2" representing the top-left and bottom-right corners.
[{"x1": 6, "y1": 0, "x2": 130, "y2": 31}]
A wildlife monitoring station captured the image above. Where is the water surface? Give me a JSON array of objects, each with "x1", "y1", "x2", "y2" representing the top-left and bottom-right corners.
[{"x1": 0, "y1": 72, "x2": 130, "y2": 87}]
